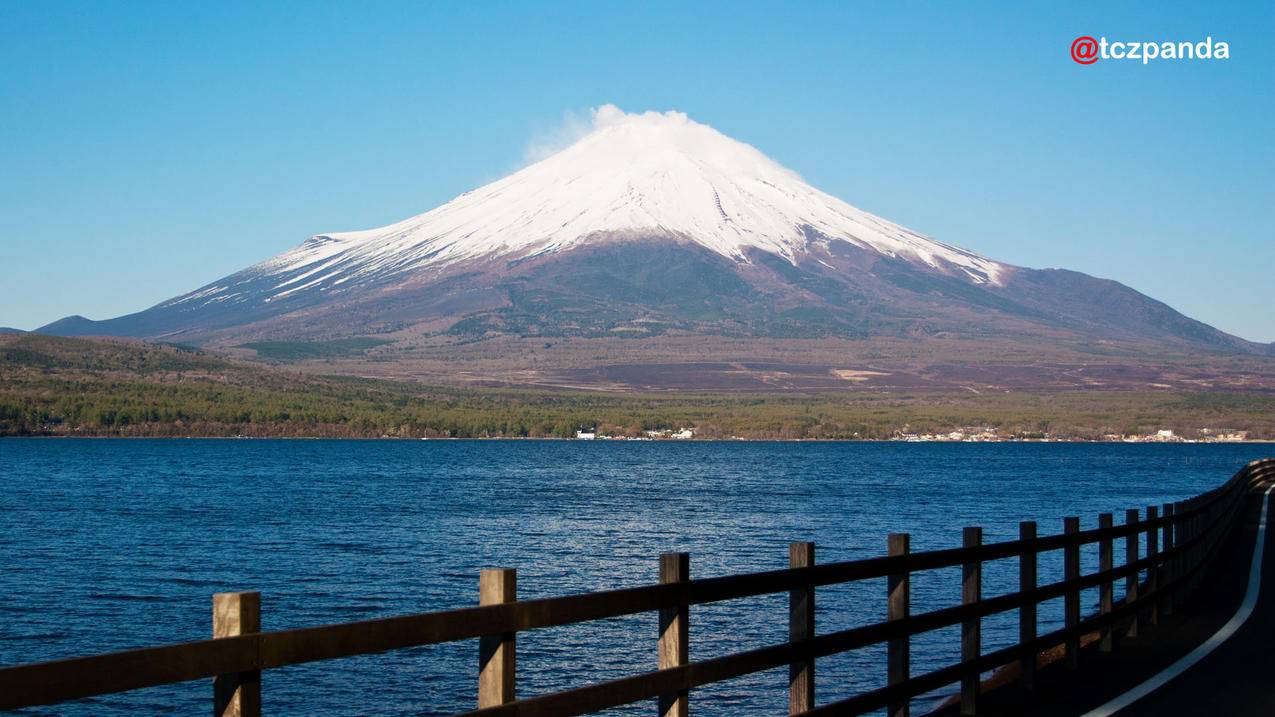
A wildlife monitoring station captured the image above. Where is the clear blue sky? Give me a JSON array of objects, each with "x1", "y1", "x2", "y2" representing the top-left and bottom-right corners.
[{"x1": 2, "y1": 1, "x2": 1272, "y2": 341}]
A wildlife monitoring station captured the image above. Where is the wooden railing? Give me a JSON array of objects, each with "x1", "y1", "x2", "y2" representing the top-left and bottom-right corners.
[{"x1": 2, "y1": 458, "x2": 1272, "y2": 716}]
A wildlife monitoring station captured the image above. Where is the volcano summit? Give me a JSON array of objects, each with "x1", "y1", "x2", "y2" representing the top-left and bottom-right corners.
[{"x1": 41, "y1": 106, "x2": 1267, "y2": 372}]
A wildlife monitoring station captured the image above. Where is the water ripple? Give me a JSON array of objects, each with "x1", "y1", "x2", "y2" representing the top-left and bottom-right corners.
[{"x1": 0, "y1": 439, "x2": 1266, "y2": 715}]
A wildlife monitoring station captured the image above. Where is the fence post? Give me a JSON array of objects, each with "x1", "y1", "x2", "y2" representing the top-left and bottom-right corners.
[
  {"x1": 1162, "y1": 503, "x2": 1175, "y2": 617},
  {"x1": 1098, "y1": 513, "x2": 1114, "y2": 652},
  {"x1": 789, "y1": 542, "x2": 815, "y2": 715},
  {"x1": 478, "y1": 569, "x2": 516, "y2": 708},
  {"x1": 1193, "y1": 499, "x2": 1204, "y2": 592},
  {"x1": 1178, "y1": 500, "x2": 1189, "y2": 604},
  {"x1": 659, "y1": 552, "x2": 690, "y2": 717},
  {"x1": 961, "y1": 527, "x2": 982, "y2": 716},
  {"x1": 1063, "y1": 517, "x2": 1080, "y2": 669},
  {"x1": 1146, "y1": 506, "x2": 1159, "y2": 626},
  {"x1": 888, "y1": 533, "x2": 911, "y2": 717},
  {"x1": 1172, "y1": 501, "x2": 1185, "y2": 609},
  {"x1": 1018, "y1": 521, "x2": 1037, "y2": 690},
  {"x1": 213, "y1": 591, "x2": 260, "y2": 717},
  {"x1": 1190, "y1": 500, "x2": 1203, "y2": 594},
  {"x1": 1125, "y1": 509, "x2": 1140, "y2": 638},
  {"x1": 1196, "y1": 500, "x2": 1205, "y2": 588}
]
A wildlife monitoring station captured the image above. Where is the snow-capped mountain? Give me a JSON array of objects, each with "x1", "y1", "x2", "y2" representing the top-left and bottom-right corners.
[
  {"x1": 242, "y1": 105, "x2": 1003, "y2": 302},
  {"x1": 39, "y1": 106, "x2": 1264, "y2": 356}
]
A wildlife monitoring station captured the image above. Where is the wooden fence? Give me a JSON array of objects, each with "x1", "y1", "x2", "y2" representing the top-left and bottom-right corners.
[{"x1": 2, "y1": 458, "x2": 1272, "y2": 716}]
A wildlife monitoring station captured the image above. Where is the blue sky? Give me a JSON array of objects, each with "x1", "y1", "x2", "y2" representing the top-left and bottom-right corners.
[{"x1": 2, "y1": 1, "x2": 1272, "y2": 341}]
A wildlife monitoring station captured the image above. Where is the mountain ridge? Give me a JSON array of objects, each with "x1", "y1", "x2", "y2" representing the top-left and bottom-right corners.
[{"x1": 35, "y1": 106, "x2": 1272, "y2": 362}]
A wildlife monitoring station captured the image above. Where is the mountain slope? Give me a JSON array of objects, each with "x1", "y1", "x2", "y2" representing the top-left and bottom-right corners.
[{"x1": 37, "y1": 106, "x2": 1268, "y2": 357}]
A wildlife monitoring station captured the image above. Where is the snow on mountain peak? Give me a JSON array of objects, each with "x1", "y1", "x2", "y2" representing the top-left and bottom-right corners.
[{"x1": 252, "y1": 105, "x2": 1004, "y2": 299}]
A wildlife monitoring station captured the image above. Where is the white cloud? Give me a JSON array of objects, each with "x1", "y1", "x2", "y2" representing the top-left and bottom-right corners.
[
  {"x1": 522, "y1": 107, "x2": 598, "y2": 165},
  {"x1": 522, "y1": 104, "x2": 693, "y2": 165}
]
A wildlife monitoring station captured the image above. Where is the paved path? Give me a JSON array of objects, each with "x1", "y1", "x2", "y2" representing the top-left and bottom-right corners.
[
  {"x1": 931, "y1": 481, "x2": 1275, "y2": 717},
  {"x1": 1104, "y1": 482, "x2": 1275, "y2": 716}
]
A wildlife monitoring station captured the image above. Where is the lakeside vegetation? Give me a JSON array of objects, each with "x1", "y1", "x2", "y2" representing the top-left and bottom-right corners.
[{"x1": 2, "y1": 334, "x2": 1273, "y2": 440}]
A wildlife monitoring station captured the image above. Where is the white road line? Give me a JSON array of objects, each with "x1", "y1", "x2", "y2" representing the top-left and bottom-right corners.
[{"x1": 1080, "y1": 484, "x2": 1275, "y2": 717}]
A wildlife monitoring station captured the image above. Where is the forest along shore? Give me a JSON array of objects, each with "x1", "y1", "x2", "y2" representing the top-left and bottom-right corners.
[{"x1": 2, "y1": 334, "x2": 1273, "y2": 441}]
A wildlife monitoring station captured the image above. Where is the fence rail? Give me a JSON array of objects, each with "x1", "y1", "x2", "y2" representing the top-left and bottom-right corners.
[{"x1": 2, "y1": 458, "x2": 1272, "y2": 716}]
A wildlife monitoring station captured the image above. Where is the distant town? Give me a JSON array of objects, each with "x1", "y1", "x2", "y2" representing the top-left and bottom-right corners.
[
  {"x1": 575, "y1": 428, "x2": 696, "y2": 441},
  {"x1": 889, "y1": 427, "x2": 1253, "y2": 443},
  {"x1": 574, "y1": 427, "x2": 1258, "y2": 443}
]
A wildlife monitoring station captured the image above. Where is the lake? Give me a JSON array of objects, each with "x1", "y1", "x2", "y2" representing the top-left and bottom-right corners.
[{"x1": 1, "y1": 439, "x2": 1268, "y2": 715}]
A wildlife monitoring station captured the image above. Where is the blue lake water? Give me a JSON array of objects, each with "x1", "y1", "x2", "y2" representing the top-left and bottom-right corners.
[{"x1": 1, "y1": 439, "x2": 1269, "y2": 715}]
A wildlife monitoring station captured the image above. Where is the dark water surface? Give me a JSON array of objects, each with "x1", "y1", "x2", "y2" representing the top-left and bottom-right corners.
[{"x1": 1, "y1": 440, "x2": 1269, "y2": 715}]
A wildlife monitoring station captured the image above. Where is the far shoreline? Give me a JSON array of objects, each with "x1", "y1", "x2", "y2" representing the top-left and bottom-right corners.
[{"x1": 3, "y1": 435, "x2": 1271, "y2": 445}]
